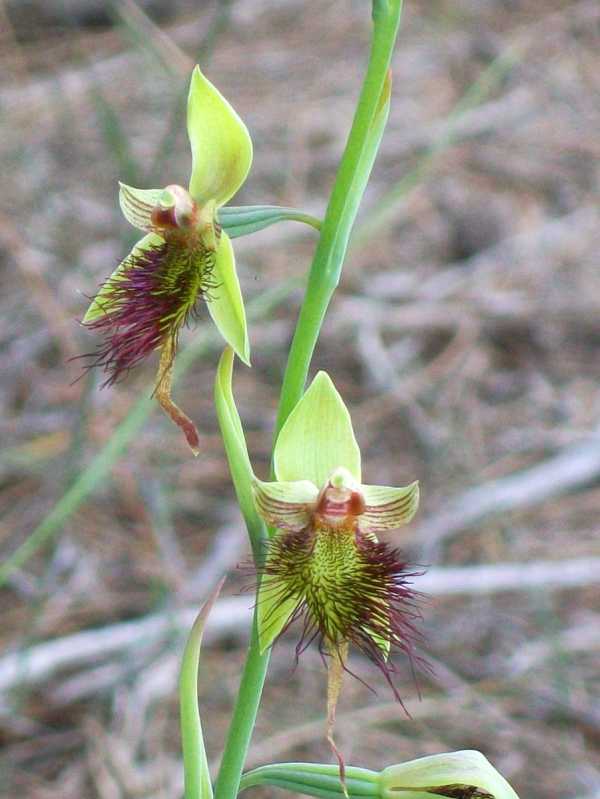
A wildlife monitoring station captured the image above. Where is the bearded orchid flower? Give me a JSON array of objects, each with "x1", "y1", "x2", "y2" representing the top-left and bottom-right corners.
[
  {"x1": 238, "y1": 751, "x2": 521, "y2": 799},
  {"x1": 82, "y1": 67, "x2": 253, "y2": 454},
  {"x1": 252, "y1": 371, "x2": 422, "y2": 791}
]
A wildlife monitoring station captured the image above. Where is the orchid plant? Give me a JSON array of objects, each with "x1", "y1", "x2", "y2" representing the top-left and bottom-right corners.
[{"x1": 81, "y1": 2, "x2": 522, "y2": 799}]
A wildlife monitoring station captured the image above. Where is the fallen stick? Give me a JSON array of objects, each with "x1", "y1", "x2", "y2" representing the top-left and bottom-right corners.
[
  {"x1": 415, "y1": 428, "x2": 600, "y2": 555},
  {"x1": 2, "y1": 557, "x2": 600, "y2": 698}
]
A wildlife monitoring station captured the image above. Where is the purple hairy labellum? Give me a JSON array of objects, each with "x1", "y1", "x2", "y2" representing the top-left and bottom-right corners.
[{"x1": 81, "y1": 186, "x2": 221, "y2": 454}]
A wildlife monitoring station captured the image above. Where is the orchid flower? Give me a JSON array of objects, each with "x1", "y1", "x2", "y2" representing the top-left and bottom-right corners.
[
  {"x1": 82, "y1": 67, "x2": 252, "y2": 454},
  {"x1": 252, "y1": 371, "x2": 423, "y2": 790}
]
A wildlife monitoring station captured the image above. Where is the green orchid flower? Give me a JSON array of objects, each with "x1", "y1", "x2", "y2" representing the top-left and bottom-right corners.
[
  {"x1": 251, "y1": 371, "x2": 421, "y2": 791},
  {"x1": 82, "y1": 66, "x2": 252, "y2": 454},
  {"x1": 239, "y1": 750, "x2": 521, "y2": 799}
]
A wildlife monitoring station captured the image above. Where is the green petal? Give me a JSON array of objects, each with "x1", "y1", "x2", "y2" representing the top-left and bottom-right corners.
[
  {"x1": 207, "y1": 232, "x2": 250, "y2": 365},
  {"x1": 358, "y1": 481, "x2": 420, "y2": 534},
  {"x1": 274, "y1": 372, "x2": 361, "y2": 487},
  {"x1": 187, "y1": 66, "x2": 253, "y2": 208},
  {"x1": 118, "y1": 183, "x2": 166, "y2": 231},
  {"x1": 179, "y1": 581, "x2": 223, "y2": 799},
  {"x1": 379, "y1": 750, "x2": 520, "y2": 799},
  {"x1": 82, "y1": 232, "x2": 163, "y2": 323},
  {"x1": 253, "y1": 478, "x2": 318, "y2": 531},
  {"x1": 256, "y1": 561, "x2": 300, "y2": 654}
]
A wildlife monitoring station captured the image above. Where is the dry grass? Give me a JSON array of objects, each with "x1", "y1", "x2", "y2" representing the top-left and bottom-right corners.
[{"x1": 1, "y1": 1, "x2": 599, "y2": 797}]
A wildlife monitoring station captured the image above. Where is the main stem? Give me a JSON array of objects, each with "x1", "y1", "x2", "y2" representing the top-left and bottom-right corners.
[
  {"x1": 274, "y1": 0, "x2": 404, "y2": 434},
  {"x1": 214, "y1": 4, "x2": 404, "y2": 798}
]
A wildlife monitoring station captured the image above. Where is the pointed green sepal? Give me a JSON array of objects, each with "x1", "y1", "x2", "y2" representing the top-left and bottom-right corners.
[
  {"x1": 187, "y1": 66, "x2": 252, "y2": 208},
  {"x1": 256, "y1": 565, "x2": 300, "y2": 655},
  {"x1": 359, "y1": 481, "x2": 420, "y2": 534},
  {"x1": 379, "y1": 751, "x2": 520, "y2": 799},
  {"x1": 82, "y1": 232, "x2": 163, "y2": 323},
  {"x1": 218, "y1": 205, "x2": 321, "y2": 239},
  {"x1": 207, "y1": 232, "x2": 250, "y2": 366},
  {"x1": 274, "y1": 372, "x2": 361, "y2": 487},
  {"x1": 118, "y1": 183, "x2": 165, "y2": 231},
  {"x1": 179, "y1": 581, "x2": 224, "y2": 799}
]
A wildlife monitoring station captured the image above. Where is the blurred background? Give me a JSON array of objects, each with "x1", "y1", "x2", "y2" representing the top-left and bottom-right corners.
[{"x1": 1, "y1": 0, "x2": 599, "y2": 797}]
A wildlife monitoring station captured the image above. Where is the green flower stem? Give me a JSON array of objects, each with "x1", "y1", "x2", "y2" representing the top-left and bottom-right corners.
[
  {"x1": 274, "y1": 0, "x2": 404, "y2": 433},
  {"x1": 213, "y1": 619, "x2": 271, "y2": 799},
  {"x1": 214, "y1": 4, "x2": 404, "y2": 799}
]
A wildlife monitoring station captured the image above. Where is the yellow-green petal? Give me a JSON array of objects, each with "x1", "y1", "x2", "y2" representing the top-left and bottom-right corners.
[
  {"x1": 253, "y1": 478, "x2": 318, "y2": 531},
  {"x1": 274, "y1": 372, "x2": 361, "y2": 487},
  {"x1": 359, "y1": 481, "x2": 420, "y2": 534},
  {"x1": 118, "y1": 183, "x2": 165, "y2": 231},
  {"x1": 187, "y1": 66, "x2": 253, "y2": 208},
  {"x1": 207, "y1": 232, "x2": 250, "y2": 365},
  {"x1": 82, "y1": 232, "x2": 163, "y2": 323}
]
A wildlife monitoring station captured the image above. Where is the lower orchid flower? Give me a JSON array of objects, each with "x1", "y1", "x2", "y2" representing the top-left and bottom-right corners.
[{"x1": 252, "y1": 371, "x2": 424, "y2": 792}]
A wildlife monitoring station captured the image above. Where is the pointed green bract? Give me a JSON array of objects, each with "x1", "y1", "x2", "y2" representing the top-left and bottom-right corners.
[
  {"x1": 82, "y1": 232, "x2": 163, "y2": 323},
  {"x1": 118, "y1": 183, "x2": 165, "y2": 231},
  {"x1": 207, "y1": 232, "x2": 250, "y2": 366},
  {"x1": 187, "y1": 66, "x2": 253, "y2": 208},
  {"x1": 179, "y1": 581, "x2": 224, "y2": 799},
  {"x1": 379, "y1": 750, "x2": 520, "y2": 799},
  {"x1": 274, "y1": 372, "x2": 361, "y2": 487},
  {"x1": 214, "y1": 348, "x2": 266, "y2": 558}
]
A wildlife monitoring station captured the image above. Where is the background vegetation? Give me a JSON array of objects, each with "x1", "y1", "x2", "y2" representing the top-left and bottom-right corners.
[{"x1": 1, "y1": 1, "x2": 598, "y2": 797}]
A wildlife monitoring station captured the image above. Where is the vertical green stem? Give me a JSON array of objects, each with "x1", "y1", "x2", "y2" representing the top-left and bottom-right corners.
[
  {"x1": 274, "y1": 0, "x2": 404, "y2": 434},
  {"x1": 212, "y1": 617, "x2": 271, "y2": 799},
  {"x1": 213, "y1": 4, "x2": 405, "y2": 799}
]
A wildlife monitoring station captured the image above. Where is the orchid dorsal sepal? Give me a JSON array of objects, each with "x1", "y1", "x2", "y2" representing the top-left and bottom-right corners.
[
  {"x1": 187, "y1": 65, "x2": 253, "y2": 208},
  {"x1": 378, "y1": 750, "x2": 521, "y2": 799},
  {"x1": 218, "y1": 205, "x2": 322, "y2": 239},
  {"x1": 274, "y1": 371, "x2": 361, "y2": 487}
]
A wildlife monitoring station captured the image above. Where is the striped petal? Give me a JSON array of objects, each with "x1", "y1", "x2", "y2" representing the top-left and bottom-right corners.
[
  {"x1": 358, "y1": 481, "x2": 420, "y2": 535},
  {"x1": 118, "y1": 183, "x2": 166, "y2": 231},
  {"x1": 253, "y1": 478, "x2": 318, "y2": 532}
]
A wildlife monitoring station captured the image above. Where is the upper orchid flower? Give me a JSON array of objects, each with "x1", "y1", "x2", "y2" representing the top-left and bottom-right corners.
[
  {"x1": 82, "y1": 67, "x2": 252, "y2": 454},
  {"x1": 252, "y1": 371, "x2": 423, "y2": 790}
]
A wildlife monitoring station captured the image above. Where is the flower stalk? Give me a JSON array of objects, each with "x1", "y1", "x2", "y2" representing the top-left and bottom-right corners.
[{"x1": 213, "y1": 4, "x2": 406, "y2": 798}]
